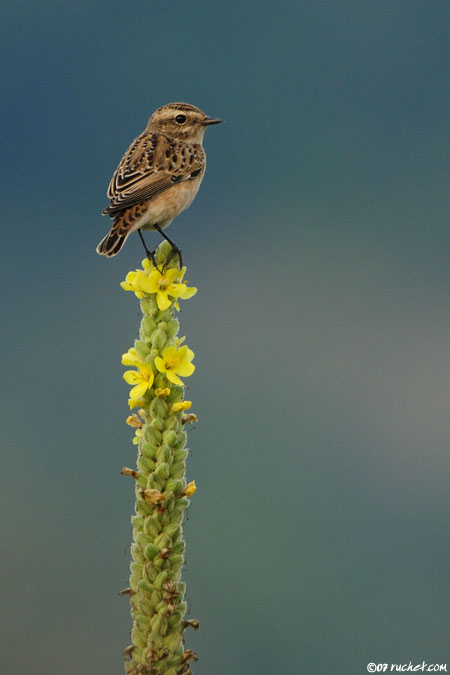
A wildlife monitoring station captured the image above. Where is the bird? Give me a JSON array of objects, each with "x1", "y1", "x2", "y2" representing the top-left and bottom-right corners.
[{"x1": 96, "y1": 102, "x2": 222, "y2": 263}]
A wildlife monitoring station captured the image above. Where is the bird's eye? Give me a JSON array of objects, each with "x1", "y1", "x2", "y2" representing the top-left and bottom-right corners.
[{"x1": 175, "y1": 114, "x2": 187, "y2": 124}]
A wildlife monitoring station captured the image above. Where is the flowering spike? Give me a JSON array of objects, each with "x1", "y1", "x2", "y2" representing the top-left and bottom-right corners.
[{"x1": 120, "y1": 241, "x2": 199, "y2": 674}]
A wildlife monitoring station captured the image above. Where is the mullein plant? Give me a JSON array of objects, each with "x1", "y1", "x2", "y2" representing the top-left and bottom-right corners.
[{"x1": 119, "y1": 241, "x2": 199, "y2": 675}]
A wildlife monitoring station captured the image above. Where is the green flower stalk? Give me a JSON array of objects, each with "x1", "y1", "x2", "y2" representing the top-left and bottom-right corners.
[{"x1": 120, "y1": 241, "x2": 199, "y2": 675}]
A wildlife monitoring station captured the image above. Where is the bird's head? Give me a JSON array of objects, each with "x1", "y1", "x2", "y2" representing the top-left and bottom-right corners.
[{"x1": 147, "y1": 102, "x2": 222, "y2": 143}]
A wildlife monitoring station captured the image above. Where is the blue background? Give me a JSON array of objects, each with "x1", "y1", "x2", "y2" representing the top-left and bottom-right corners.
[{"x1": 2, "y1": 2, "x2": 449, "y2": 673}]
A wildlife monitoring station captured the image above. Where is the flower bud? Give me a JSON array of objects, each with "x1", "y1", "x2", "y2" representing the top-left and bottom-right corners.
[
  {"x1": 143, "y1": 543, "x2": 159, "y2": 560},
  {"x1": 155, "y1": 462, "x2": 170, "y2": 480},
  {"x1": 153, "y1": 570, "x2": 168, "y2": 590}
]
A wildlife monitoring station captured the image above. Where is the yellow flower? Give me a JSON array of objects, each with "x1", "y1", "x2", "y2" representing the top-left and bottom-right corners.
[
  {"x1": 126, "y1": 414, "x2": 142, "y2": 428},
  {"x1": 122, "y1": 347, "x2": 145, "y2": 368},
  {"x1": 184, "y1": 481, "x2": 197, "y2": 496},
  {"x1": 123, "y1": 361, "x2": 154, "y2": 399},
  {"x1": 120, "y1": 270, "x2": 147, "y2": 298},
  {"x1": 128, "y1": 398, "x2": 146, "y2": 410},
  {"x1": 132, "y1": 429, "x2": 142, "y2": 445},
  {"x1": 139, "y1": 266, "x2": 197, "y2": 310},
  {"x1": 182, "y1": 413, "x2": 198, "y2": 425},
  {"x1": 155, "y1": 387, "x2": 171, "y2": 397},
  {"x1": 154, "y1": 345, "x2": 195, "y2": 386},
  {"x1": 171, "y1": 400, "x2": 192, "y2": 412},
  {"x1": 122, "y1": 347, "x2": 154, "y2": 398}
]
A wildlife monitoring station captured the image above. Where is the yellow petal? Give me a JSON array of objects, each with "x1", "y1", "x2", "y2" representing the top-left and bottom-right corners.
[
  {"x1": 166, "y1": 371, "x2": 184, "y2": 386},
  {"x1": 139, "y1": 276, "x2": 158, "y2": 294},
  {"x1": 161, "y1": 346, "x2": 177, "y2": 361},
  {"x1": 156, "y1": 291, "x2": 171, "y2": 310},
  {"x1": 122, "y1": 348, "x2": 142, "y2": 366},
  {"x1": 166, "y1": 283, "x2": 186, "y2": 298},
  {"x1": 154, "y1": 356, "x2": 165, "y2": 373},
  {"x1": 181, "y1": 286, "x2": 197, "y2": 299},
  {"x1": 155, "y1": 387, "x2": 171, "y2": 397},
  {"x1": 184, "y1": 347, "x2": 195, "y2": 362},
  {"x1": 184, "y1": 480, "x2": 196, "y2": 496},
  {"x1": 128, "y1": 398, "x2": 146, "y2": 409},
  {"x1": 171, "y1": 400, "x2": 192, "y2": 412},
  {"x1": 129, "y1": 381, "x2": 149, "y2": 399},
  {"x1": 165, "y1": 268, "x2": 179, "y2": 282},
  {"x1": 123, "y1": 370, "x2": 141, "y2": 385},
  {"x1": 175, "y1": 362, "x2": 195, "y2": 377}
]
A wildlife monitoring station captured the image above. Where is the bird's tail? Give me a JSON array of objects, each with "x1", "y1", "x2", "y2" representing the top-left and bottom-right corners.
[{"x1": 96, "y1": 227, "x2": 130, "y2": 257}]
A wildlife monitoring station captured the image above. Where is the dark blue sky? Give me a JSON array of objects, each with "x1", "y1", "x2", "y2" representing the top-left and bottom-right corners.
[{"x1": 2, "y1": 2, "x2": 449, "y2": 674}]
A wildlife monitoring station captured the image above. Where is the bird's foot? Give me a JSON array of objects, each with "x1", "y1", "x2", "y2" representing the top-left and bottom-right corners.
[{"x1": 162, "y1": 244, "x2": 183, "y2": 271}]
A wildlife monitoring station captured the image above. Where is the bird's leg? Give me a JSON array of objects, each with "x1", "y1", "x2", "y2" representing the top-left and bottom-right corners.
[
  {"x1": 138, "y1": 229, "x2": 158, "y2": 269},
  {"x1": 154, "y1": 224, "x2": 183, "y2": 269}
]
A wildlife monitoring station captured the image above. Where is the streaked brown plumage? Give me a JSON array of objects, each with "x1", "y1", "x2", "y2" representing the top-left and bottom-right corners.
[{"x1": 96, "y1": 102, "x2": 222, "y2": 258}]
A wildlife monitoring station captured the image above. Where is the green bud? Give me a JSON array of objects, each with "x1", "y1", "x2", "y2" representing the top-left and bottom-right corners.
[
  {"x1": 131, "y1": 626, "x2": 146, "y2": 650},
  {"x1": 164, "y1": 496, "x2": 176, "y2": 514},
  {"x1": 150, "y1": 397, "x2": 167, "y2": 418},
  {"x1": 140, "y1": 443, "x2": 157, "y2": 460},
  {"x1": 129, "y1": 574, "x2": 139, "y2": 591},
  {"x1": 167, "y1": 611, "x2": 182, "y2": 628},
  {"x1": 155, "y1": 462, "x2": 170, "y2": 480},
  {"x1": 151, "y1": 589, "x2": 162, "y2": 605},
  {"x1": 162, "y1": 430, "x2": 177, "y2": 446},
  {"x1": 130, "y1": 562, "x2": 140, "y2": 576},
  {"x1": 168, "y1": 554, "x2": 183, "y2": 571},
  {"x1": 136, "y1": 499, "x2": 152, "y2": 516},
  {"x1": 165, "y1": 668, "x2": 179, "y2": 675},
  {"x1": 165, "y1": 415, "x2": 178, "y2": 431},
  {"x1": 143, "y1": 562, "x2": 157, "y2": 583},
  {"x1": 136, "y1": 532, "x2": 153, "y2": 549},
  {"x1": 176, "y1": 498, "x2": 189, "y2": 509},
  {"x1": 137, "y1": 579, "x2": 154, "y2": 594},
  {"x1": 169, "y1": 462, "x2": 185, "y2": 479},
  {"x1": 140, "y1": 317, "x2": 157, "y2": 338},
  {"x1": 172, "y1": 540, "x2": 185, "y2": 555},
  {"x1": 155, "y1": 444, "x2": 171, "y2": 463},
  {"x1": 165, "y1": 478, "x2": 182, "y2": 493},
  {"x1": 154, "y1": 533, "x2": 171, "y2": 550},
  {"x1": 163, "y1": 523, "x2": 181, "y2": 539},
  {"x1": 134, "y1": 340, "x2": 150, "y2": 359},
  {"x1": 131, "y1": 516, "x2": 144, "y2": 529},
  {"x1": 151, "y1": 328, "x2": 167, "y2": 350},
  {"x1": 173, "y1": 448, "x2": 188, "y2": 463},
  {"x1": 143, "y1": 543, "x2": 159, "y2": 560},
  {"x1": 150, "y1": 614, "x2": 163, "y2": 635},
  {"x1": 135, "y1": 614, "x2": 151, "y2": 630},
  {"x1": 146, "y1": 632, "x2": 163, "y2": 650},
  {"x1": 144, "y1": 517, "x2": 162, "y2": 538},
  {"x1": 169, "y1": 508, "x2": 185, "y2": 524},
  {"x1": 131, "y1": 543, "x2": 144, "y2": 564},
  {"x1": 154, "y1": 570, "x2": 168, "y2": 590},
  {"x1": 151, "y1": 417, "x2": 165, "y2": 432},
  {"x1": 152, "y1": 555, "x2": 165, "y2": 570},
  {"x1": 137, "y1": 455, "x2": 155, "y2": 472},
  {"x1": 166, "y1": 318, "x2": 179, "y2": 338},
  {"x1": 163, "y1": 631, "x2": 182, "y2": 652}
]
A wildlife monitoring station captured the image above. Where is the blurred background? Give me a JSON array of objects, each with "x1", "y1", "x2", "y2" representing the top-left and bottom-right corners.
[{"x1": 1, "y1": 2, "x2": 449, "y2": 673}]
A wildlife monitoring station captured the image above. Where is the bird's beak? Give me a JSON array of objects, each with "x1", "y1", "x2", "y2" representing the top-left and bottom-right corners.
[{"x1": 202, "y1": 116, "x2": 223, "y2": 125}]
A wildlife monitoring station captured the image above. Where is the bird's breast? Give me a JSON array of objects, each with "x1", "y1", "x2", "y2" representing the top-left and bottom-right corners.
[{"x1": 141, "y1": 173, "x2": 204, "y2": 230}]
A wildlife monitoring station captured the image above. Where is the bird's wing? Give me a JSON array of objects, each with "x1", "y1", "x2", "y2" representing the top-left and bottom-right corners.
[{"x1": 103, "y1": 132, "x2": 205, "y2": 216}]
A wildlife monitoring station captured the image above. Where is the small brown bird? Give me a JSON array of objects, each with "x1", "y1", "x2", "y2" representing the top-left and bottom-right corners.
[{"x1": 96, "y1": 102, "x2": 222, "y2": 261}]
